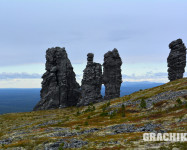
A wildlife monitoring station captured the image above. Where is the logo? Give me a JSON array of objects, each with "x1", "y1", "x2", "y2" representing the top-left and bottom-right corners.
[{"x1": 143, "y1": 133, "x2": 187, "y2": 141}]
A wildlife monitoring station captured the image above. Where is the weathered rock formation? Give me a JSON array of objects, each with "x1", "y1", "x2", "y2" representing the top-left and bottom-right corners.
[
  {"x1": 33, "y1": 47, "x2": 80, "y2": 110},
  {"x1": 77, "y1": 53, "x2": 102, "y2": 106},
  {"x1": 103, "y1": 48, "x2": 122, "y2": 100},
  {"x1": 167, "y1": 39, "x2": 186, "y2": 81}
]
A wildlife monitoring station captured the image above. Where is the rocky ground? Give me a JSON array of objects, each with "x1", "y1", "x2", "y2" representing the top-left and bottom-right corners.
[{"x1": 0, "y1": 78, "x2": 187, "y2": 150}]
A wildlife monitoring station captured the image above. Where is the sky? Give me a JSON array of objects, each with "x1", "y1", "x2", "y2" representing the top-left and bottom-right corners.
[{"x1": 0, "y1": 0, "x2": 187, "y2": 88}]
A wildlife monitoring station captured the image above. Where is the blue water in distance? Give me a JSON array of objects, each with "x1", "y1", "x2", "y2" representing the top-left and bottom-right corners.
[
  {"x1": 0, "y1": 89, "x2": 40, "y2": 114},
  {"x1": 0, "y1": 82, "x2": 163, "y2": 115}
]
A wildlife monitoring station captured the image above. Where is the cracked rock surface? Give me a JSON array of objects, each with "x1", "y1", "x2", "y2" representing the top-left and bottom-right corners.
[
  {"x1": 34, "y1": 47, "x2": 80, "y2": 110},
  {"x1": 77, "y1": 53, "x2": 103, "y2": 106},
  {"x1": 103, "y1": 48, "x2": 122, "y2": 100},
  {"x1": 167, "y1": 39, "x2": 186, "y2": 81}
]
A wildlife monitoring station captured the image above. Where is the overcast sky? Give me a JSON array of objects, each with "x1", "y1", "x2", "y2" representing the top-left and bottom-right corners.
[{"x1": 0, "y1": 0, "x2": 187, "y2": 88}]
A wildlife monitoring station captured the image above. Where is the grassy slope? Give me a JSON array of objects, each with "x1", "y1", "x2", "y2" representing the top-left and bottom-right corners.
[{"x1": 0, "y1": 78, "x2": 187, "y2": 150}]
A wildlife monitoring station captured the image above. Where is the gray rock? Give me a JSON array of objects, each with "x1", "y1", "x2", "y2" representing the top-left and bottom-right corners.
[
  {"x1": 45, "y1": 138, "x2": 88, "y2": 150},
  {"x1": 110, "y1": 90, "x2": 187, "y2": 109},
  {"x1": 110, "y1": 124, "x2": 135, "y2": 134},
  {"x1": 167, "y1": 39, "x2": 186, "y2": 81},
  {"x1": 107, "y1": 123, "x2": 163, "y2": 134},
  {"x1": 49, "y1": 127, "x2": 99, "y2": 137},
  {"x1": 136, "y1": 123, "x2": 160, "y2": 132},
  {"x1": 100, "y1": 140, "x2": 120, "y2": 146},
  {"x1": 32, "y1": 120, "x2": 62, "y2": 129},
  {"x1": 145, "y1": 90, "x2": 187, "y2": 108},
  {"x1": 103, "y1": 48, "x2": 122, "y2": 100},
  {"x1": 33, "y1": 47, "x2": 80, "y2": 110},
  {"x1": 77, "y1": 53, "x2": 103, "y2": 106},
  {"x1": 0, "y1": 138, "x2": 12, "y2": 145}
]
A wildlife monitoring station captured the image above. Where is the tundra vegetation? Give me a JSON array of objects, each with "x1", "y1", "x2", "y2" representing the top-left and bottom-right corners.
[{"x1": 0, "y1": 78, "x2": 186, "y2": 149}]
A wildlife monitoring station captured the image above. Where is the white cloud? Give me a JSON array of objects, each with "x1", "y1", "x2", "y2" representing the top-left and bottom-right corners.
[
  {"x1": 0, "y1": 0, "x2": 187, "y2": 66},
  {"x1": 0, "y1": 71, "x2": 186, "y2": 88},
  {"x1": 0, "y1": 72, "x2": 41, "y2": 80},
  {"x1": 0, "y1": 79, "x2": 42, "y2": 88},
  {"x1": 123, "y1": 72, "x2": 168, "y2": 83},
  {"x1": 123, "y1": 72, "x2": 187, "y2": 83}
]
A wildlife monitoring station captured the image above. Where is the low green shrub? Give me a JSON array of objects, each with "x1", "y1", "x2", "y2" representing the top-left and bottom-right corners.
[
  {"x1": 58, "y1": 143, "x2": 64, "y2": 150},
  {"x1": 140, "y1": 99, "x2": 146, "y2": 109},
  {"x1": 176, "y1": 98, "x2": 182, "y2": 105},
  {"x1": 84, "y1": 121, "x2": 88, "y2": 126},
  {"x1": 121, "y1": 104, "x2": 125, "y2": 117}
]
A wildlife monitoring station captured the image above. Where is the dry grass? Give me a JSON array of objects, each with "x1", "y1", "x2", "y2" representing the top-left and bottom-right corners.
[{"x1": 0, "y1": 78, "x2": 186, "y2": 149}]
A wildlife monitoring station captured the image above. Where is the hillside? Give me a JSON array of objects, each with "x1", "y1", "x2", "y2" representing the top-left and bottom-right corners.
[{"x1": 0, "y1": 78, "x2": 186, "y2": 150}]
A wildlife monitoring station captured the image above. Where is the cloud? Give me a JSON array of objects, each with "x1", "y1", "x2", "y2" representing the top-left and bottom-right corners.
[
  {"x1": 0, "y1": 0, "x2": 187, "y2": 66},
  {"x1": 0, "y1": 72, "x2": 83, "y2": 86},
  {"x1": 78, "y1": 72, "x2": 171, "y2": 84},
  {"x1": 123, "y1": 72, "x2": 187, "y2": 83},
  {"x1": 0, "y1": 79, "x2": 42, "y2": 88},
  {"x1": 0, "y1": 72, "x2": 41, "y2": 80},
  {"x1": 123, "y1": 72, "x2": 168, "y2": 83},
  {"x1": 0, "y1": 71, "x2": 186, "y2": 88}
]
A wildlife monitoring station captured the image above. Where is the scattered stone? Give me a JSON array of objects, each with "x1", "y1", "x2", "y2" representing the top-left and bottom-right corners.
[
  {"x1": 45, "y1": 127, "x2": 69, "y2": 132},
  {"x1": 136, "y1": 123, "x2": 162, "y2": 132},
  {"x1": 48, "y1": 128, "x2": 99, "y2": 137},
  {"x1": 167, "y1": 39, "x2": 186, "y2": 81},
  {"x1": 108, "y1": 109, "x2": 118, "y2": 115},
  {"x1": 33, "y1": 47, "x2": 80, "y2": 110},
  {"x1": 0, "y1": 138, "x2": 12, "y2": 145},
  {"x1": 108, "y1": 124, "x2": 135, "y2": 134},
  {"x1": 107, "y1": 123, "x2": 163, "y2": 134},
  {"x1": 32, "y1": 120, "x2": 62, "y2": 129},
  {"x1": 77, "y1": 53, "x2": 103, "y2": 106},
  {"x1": 110, "y1": 90, "x2": 187, "y2": 109},
  {"x1": 145, "y1": 90, "x2": 187, "y2": 108},
  {"x1": 45, "y1": 138, "x2": 88, "y2": 150},
  {"x1": 99, "y1": 140, "x2": 120, "y2": 146},
  {"x1": 103, "y1": 48, "x2": 122, "y2": 100}
]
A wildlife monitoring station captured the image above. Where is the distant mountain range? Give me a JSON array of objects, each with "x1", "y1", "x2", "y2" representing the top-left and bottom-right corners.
[
  {"x1": 122, "y1": 81, "x2": 164, "y2": 87},
  {"x1": 101, "y1": 81, "x2": 164, "y2": 96},
  {"x1": 0, "y1": 81, "x2": 164, "y2": 114}
]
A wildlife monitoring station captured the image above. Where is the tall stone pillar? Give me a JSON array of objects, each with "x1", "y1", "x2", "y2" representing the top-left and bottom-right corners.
[
  {"x1": 33, "y1": 47, "x2": 80, "y2": 110},
  {"x1": 77, "y1": 53, "x2": 102, "y2": 106},
  {"x1": 167, "y1": 39, "x2": 186, "y2": 81},
  {"x1": 103, "y1": 48, "x2": 122, "y2": 100}
]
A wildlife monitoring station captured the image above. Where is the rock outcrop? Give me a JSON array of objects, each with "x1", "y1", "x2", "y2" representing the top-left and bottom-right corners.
[
  {"x1": 77, "y1": 53, "x2": 102, "y2": 106},
  {"x1": 167, "y1": 39, "x2": 186, "y2": 81},
  {"x1": 103, "y1": 48, "x2": 122, "y2": 100},
  {"x1": 33, "y1": 47, "x2": 80, "y2": 110}
]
